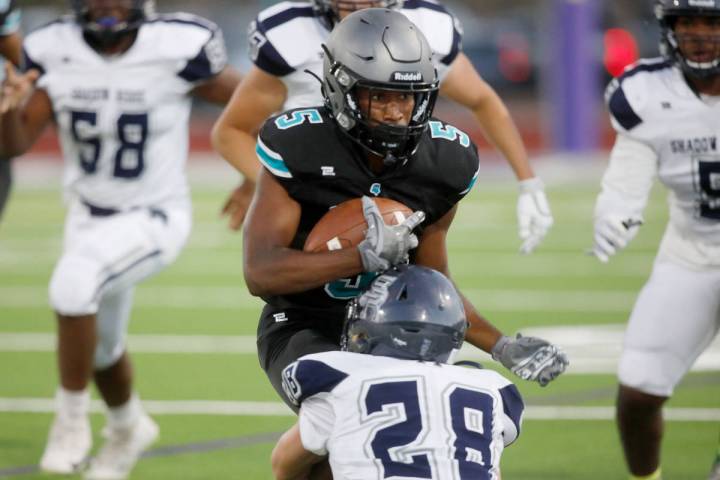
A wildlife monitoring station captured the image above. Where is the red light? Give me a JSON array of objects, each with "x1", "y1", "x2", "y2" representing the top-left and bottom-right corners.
[
  {"x1": 604, "y1": 28, "x2": 639, "y2": 77},
  {"x1": 497, "y1": 32, "x2": 532, "y2": 84}
]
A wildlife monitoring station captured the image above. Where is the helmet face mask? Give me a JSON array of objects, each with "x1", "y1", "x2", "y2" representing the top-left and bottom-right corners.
[
  {"x1": 655, "y1": 0, "x2": 720, "y2": 78},
  {"x1": 341, "y1": 265, "x2": 467, "y2": 364},
  {"x1": 322, "y1": 8, "x2": 439, "y2": 164},
  {"x1": 71, "y1": 0, "x2": 155, "y2": 48},
  {"x1": 312, "y1": 0, "x2": 404, "y2": 30}
]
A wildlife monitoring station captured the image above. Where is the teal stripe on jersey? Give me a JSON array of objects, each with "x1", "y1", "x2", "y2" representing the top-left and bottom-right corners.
[
  {"x1": 255, "y1": 138, "x2": 292, "y2": 178},
  {"x1": 461, "y1": 164, "x2": 480, "y2": 195},
  {"x1": 0, "y1": 10, "x2": 20, "y2": 35}
]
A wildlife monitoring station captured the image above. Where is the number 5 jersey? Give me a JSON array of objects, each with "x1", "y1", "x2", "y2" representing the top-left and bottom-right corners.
[{"x1": 22, "y1": 13, "x2": 228, "y2": 210}]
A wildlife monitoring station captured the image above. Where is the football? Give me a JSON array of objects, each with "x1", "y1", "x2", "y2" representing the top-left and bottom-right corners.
[{"x1": 303, "y1": 197, "x2": 414, "y2": 252}]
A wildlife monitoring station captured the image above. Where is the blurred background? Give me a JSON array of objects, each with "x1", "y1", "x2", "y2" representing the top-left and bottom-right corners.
[{"x1": 17, "y1": 0, "x2": 659, "y2": 157}]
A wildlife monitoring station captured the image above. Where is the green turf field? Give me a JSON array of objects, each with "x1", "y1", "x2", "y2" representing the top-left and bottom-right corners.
[{"x1": 1, "y1": 165, "x2": 718, "y2": 479}]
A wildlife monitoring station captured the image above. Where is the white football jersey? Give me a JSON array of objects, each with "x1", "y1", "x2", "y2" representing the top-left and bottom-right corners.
[
  {"x1": 605, "y1": 58, "x2": 720, "y2": 263},
  {"x1": 249, "y1": 0, "x2": 462, "y2": 110},
  {"x1": 23, "y1": 14, "x2": 228, "y2": 209},
  {"x1": 283, "y1": 351, "x2": 524, "y2": 480}
]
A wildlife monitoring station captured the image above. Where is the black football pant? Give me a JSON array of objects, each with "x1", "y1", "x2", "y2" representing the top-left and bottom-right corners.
[
  {"x1": 256, "y1": 305, "x2": 343, "y2": 412},
  {"x1": 0, "y1": 160, "x2": 11, "y2": 221}
]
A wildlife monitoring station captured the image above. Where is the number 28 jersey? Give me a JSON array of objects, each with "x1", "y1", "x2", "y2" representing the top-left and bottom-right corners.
[
  {"x1": 23, "y1": 14, "x2": 228, "y2": 209},
  {"x1": 283, "y1": 351, "x2": 524, "y2": 480}
]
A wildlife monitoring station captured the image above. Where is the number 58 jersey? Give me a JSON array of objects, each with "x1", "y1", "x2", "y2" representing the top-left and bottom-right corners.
[
  {"x1": 283, "y1": 351, "x2": 524, "y2": 480},
  {"x1": 23, "y1": 14, "x2": 227, "y2": 209}
]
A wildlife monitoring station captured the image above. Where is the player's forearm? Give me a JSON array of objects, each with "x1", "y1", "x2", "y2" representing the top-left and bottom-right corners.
[
  {"x1": 471, "y1": 91, "x2": 534, "y2": 181},
  {"x1": 0, "y1": 110, "x2": 34, "y2": 157},
  {"x1": 244, "y1": 247, "x2": 364, "y2": 297},
  {"x1": 462, "y1": 294, "x2": 503, "y2": 353},
  {"x1": 595, "y1": 134, "x2": 657, "y2": 219},
  {"x1": 211, "y1": 122, "x2": 262, "y2": 182}
]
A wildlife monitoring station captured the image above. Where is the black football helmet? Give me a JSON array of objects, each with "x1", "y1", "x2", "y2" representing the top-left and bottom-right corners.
[
  {"x1": 71, "y1": 0, "x2": 155, "y2": 48},
  {"x1": 342, "y1": 265, "x2": 467, "y2": 363},
  {"x1": 655, "y1": 0, "x2": 720, "y2": 78},
  {"x1": 322, "y1": 8, "x2": 439, "y2": 165},
  {"x1": 312, "y1": 0, "x2": 404, "y2": 30}
]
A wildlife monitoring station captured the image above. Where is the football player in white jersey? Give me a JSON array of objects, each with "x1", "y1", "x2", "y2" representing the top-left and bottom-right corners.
[
  {"x1": 212, "y1": 0, "x2": 553, "y2": 255},
  {"x1": 0, "y1": 0, "x2": 21, "y2": 221},
  {"x1": 0, "y1": 1, "x2": 240, "y2": 478},
  {"x1": 591, "y1": 1, "x2": 720, "y2": 479},
  {"x1": 271, "y1": 265, "x2": 524, "y2": 480}
]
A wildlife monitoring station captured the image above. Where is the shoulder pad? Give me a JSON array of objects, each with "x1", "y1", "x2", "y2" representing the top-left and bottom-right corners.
[
  {"x1": 256, "y1": 107, "x2": 330, "y2": 179},
  {"x1": 605, "y1": 59, "x2": 672, "y2": 132},
  {"x1": 249, "y1": 2, "x2": 317, "y2": 76},
  {"x1": 146, "y1": 14, "x2": 227, "y2": 82},
  {"x1": 281, "y1": 358, "x2": 349, "y2": 406},
  {"x1": 426, "y1": 119, "x2": 479, "y2": 195},
  {"x1": 402, "y1": 0, "x2": 462, "y2": 66},
  {"x1": 152, "y1": 12, "x2": 221, "y2": 33}
]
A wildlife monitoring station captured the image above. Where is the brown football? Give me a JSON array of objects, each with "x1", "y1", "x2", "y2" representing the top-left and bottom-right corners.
[{"x1": 303, "y1": 197, "x2": 414, "y2": 253}]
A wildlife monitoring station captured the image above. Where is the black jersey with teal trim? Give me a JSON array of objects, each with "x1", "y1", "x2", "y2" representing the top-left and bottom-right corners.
[
  {"x1": 0, "y1": 0, "x2": 19, "y2": 36},
  {"x1": 256, "y1": 106, "x2": 479, "y2": 311}
]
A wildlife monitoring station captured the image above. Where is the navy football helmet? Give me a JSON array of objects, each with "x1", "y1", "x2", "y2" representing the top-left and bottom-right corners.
[
  {"x1": 72, "y1": 0, "x2": 155, "y2": 47},
  {"x1": 322, "y1": 8, "x2": 439, "y2": 165},
  {"x1": 342, "y1": 265, "x2": 467, "y2": 363},
  {"x1": 312, "y1": 0, "x2": 404, "y2": 30},
  {"x1": 655, "y1": 0, "x2": 720, "y2": 78}
]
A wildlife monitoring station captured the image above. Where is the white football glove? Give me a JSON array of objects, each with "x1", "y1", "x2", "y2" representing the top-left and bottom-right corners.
[
  {"x1": 517, "y1": 178, "x2": 554, "y2": 254},
  {"x1": 592, "y1": 214, "x2": 643, "y2": 263}
]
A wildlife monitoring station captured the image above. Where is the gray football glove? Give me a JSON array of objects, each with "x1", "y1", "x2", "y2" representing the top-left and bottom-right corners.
[
  {"x1": 357, "y1": 196, "x2": 425, "y2": 272},
  {"x1": 491, "y1": 334, "x2": 569, "y2": 387}
]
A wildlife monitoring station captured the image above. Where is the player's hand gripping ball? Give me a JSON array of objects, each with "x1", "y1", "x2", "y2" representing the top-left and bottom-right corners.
[{"x1": 303, "y1": 197, "x2": 415, "y2": 253}]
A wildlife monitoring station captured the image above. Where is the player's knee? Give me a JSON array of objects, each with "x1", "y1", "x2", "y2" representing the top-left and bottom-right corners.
[
  {"x1": 49, "y1": 257, "x2": 100, "y2": 315},
  {"x1": 93, "y1": 340, "x2": 124, "y2": 370},
  {"x1": 618, "y1": 350, "x2": 679, "y2": 398}
]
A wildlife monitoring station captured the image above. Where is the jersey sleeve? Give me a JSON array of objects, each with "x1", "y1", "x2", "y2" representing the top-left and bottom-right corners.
[
  {"x1": 498, "y1": 383, "x2": 524, "y2": 446},
  {"x1": 402, "y1": 0, "x2": 462, "y2": 81},
  {"x1": 248, "y1": 16, "x2": 294, "y2": 77},
  {"x1": 594, "y1": 133, "x2": 658, "y2": 221},
  {"x1": 175, "y1": 16, "x2": 228, "y2": 83},
  {"x1": 281, "y1": 357, "x2": 349, "y2": 407},
  {"x1": 604, "y1": 60, "x2": 669, "y2": 141},
  {"x1": 0, "y1": 1, "x2": 19, "y2": 37},
  {"x1": 255, "y1": 107, "x2": 330, "y2": 193},
  {"x1": 429, "y1": 120, "x2": 480, "y2": 205},
  {"x1": 256, "y1": 118, "x2": 296, "y2": 184},
  {"x1": 298, "y1": 395, "x2": 335, "y2": 456}
]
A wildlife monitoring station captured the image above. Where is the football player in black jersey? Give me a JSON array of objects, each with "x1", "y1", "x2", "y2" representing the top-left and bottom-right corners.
[
  {"x1": 0, "y1": 0, "x2": 21, "y2": 222},
  {"x1": 214, "y1": 0, "x2": 553, "y2": 256},
  {"x1": 243, "y1": 9, "x2": 568, "y2": 411}
]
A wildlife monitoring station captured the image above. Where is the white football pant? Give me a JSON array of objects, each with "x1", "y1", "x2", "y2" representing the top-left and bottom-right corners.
[
  {"x1": 49, "y1": 200, "x2": 191, "y2": 369},
  {"x1": 618, "y1": 259, "x2": 720, "y2": 397}
]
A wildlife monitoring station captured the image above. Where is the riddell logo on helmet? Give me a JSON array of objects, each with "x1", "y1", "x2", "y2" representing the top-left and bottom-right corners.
[
  {"x1": 688, "y1": 0, "x2": 715, "y2": 6},
  {"x1": 392, "y1": 71, "x2": 423, "y2": 82}
]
